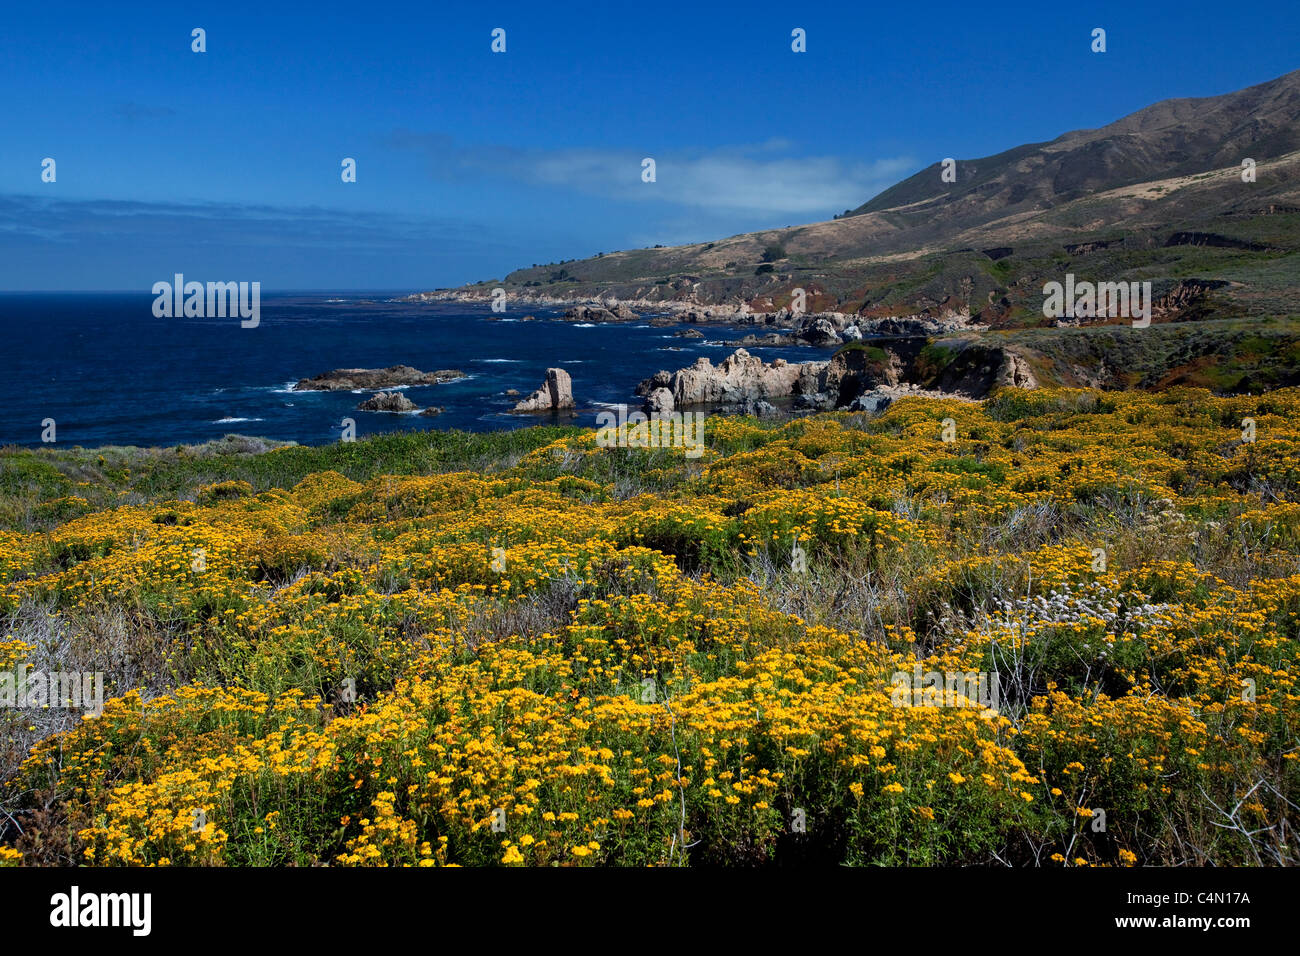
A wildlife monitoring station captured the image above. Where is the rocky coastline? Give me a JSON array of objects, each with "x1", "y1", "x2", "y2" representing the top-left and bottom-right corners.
[
  {"x1": 294, "y1": 302, "x2": 1035, "y2": 429},
  {"x1": 631, "y1": 344, "x2": 1034, "y2": 420},
  {"x1": 393, "y1": 289, "x2": 984, "y2": 349}
]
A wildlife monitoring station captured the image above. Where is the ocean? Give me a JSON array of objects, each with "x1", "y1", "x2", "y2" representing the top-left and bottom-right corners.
[{"x1": 0, "y1": 292, "x2": 831, "y2": 448}]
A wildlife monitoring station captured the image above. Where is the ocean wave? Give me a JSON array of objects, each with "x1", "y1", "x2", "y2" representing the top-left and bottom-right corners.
[
  {"x1": 213, "y1": 417, "x2": 264, "y2": 424},
  {"x1": 476, "y1": 358, "x2": 522, "y2": 363},
  {"x1": 573, "y1": 323, "x2": 596, "y2": 328}
]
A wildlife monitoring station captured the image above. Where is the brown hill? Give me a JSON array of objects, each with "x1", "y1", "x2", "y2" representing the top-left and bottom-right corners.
[{"x1": 424, "y1": 69, "x2": 1300, "y2": 383}]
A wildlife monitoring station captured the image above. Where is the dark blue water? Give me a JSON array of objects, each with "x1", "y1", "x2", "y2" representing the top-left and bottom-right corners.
[{"x1": 0, "y1": 293, "x2": 832, "y2": 448}]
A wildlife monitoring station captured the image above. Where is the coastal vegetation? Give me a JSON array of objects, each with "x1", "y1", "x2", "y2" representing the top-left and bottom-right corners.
[{"x1": 1, "y1": 386, "x2": 1297, "y2": 866}]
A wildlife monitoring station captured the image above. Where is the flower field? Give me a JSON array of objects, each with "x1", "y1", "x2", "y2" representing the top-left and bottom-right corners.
[{"x1": 1, "y1": 386, "x2": 1298, "y2": 866}]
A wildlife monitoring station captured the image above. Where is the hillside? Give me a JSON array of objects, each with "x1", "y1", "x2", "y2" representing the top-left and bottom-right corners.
[
  {"x1": 427, "y1": 69, "x2": 1300, "y2": 343},
  {"x1": 853, "y1": 67, "x2": 1300, "y2": 226}
]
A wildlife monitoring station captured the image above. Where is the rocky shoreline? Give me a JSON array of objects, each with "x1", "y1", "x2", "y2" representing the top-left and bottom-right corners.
[
  {"x1": 292, "y1": 305, "x2": 1037, "y2": 429},
  {"x1": 632, "y1": 344, "x2": 1032, "y2": 420},
  {"x1": 393, "y1": 289, "x2": 985, "y2": 349}
]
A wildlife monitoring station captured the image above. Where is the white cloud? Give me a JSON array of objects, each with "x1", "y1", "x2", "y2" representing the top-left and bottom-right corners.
[{"x1": 391, "y1": 132, "x2": 913, "y2": 216}]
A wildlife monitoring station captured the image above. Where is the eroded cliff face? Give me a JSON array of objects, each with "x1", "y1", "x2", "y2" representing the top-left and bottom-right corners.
[
  {"x1": 813, "y1": 340, "x2": 922, "y2": 404},
  {"x1": 923, "y1": 345, "x2": 1041, "y2": 396}
]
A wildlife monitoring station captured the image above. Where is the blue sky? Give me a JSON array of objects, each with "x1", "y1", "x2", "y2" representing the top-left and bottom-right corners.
[{"x1": 1, "y1": 0, "x2": 1296, "y2": 291}]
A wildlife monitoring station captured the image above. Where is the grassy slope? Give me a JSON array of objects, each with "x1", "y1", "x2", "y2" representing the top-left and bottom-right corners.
[{"x1": 0, "y1": 428, "x2": 584, "y2": 533}]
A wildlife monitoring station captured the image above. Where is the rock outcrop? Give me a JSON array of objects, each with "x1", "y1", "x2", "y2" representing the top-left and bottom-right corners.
[
  {"x1": 295, "y1": 365, "x2": 464, "y2": 391},
  {"x1": 731, "y1": 332, "x2": 794, "y2": 347},
  {"x1": 637, "y1": 340, "x2": 1038, "y2": 417},
  {"x1": 645, "y1": 387, "x2": 675, "y2": 418},
  {"x1": 997, "y1": 351, "x2": 1039, "y2": 389},
  {"x1": 846, "y1": 392, "x2": 893, "y2": 414},
  {"x1": 637, "y1": 349, "x2": 825, "y2": 409},
  {"x1": 358, "y1": 391, "x2": 418, "y2": 412},
  {"x1": 924, "y1": 344, "x2": 1040, "y2": 395},
  {"x1": 717, "y1": 398, "x2": 781, "y2": 419},
  {"x1": 513, "y1": 368, "x2": 575, "y2": 412},
  {"x1": 1156, "y1": 278, "x2": 1231, "y2": 311},
  {"x1": 800, "y1": 317, "x2": 842, "y2": 347},
  {"x1": 854, "y1": 314, "x2": 984, "y2": 336},
  {"x1": 812, "y1": 344, "x2": 907, "y2": 406},
  {"x1": 563, "y1": 303, "x2": 640, "y2": 322}
]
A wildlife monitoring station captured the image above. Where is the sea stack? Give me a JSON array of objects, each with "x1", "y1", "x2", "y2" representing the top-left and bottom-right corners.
[{"x1": 512, "y1": 368, "x2": 574, "y2": 412}]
